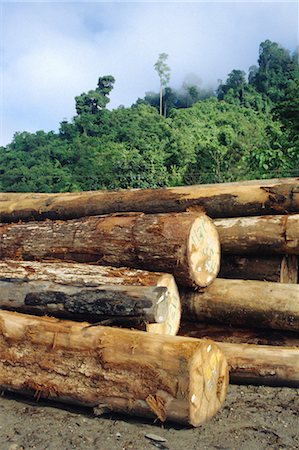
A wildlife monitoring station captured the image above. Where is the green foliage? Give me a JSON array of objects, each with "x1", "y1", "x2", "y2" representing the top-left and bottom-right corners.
[
  {"x1": 169, "y1": 98, "x2": 287, "y2": 183},
  {"x1": 1, "y1": 39, "x2": 298, "y2": 194},
  {"x1": 74, "y1": 75, "x2": 115, "y2": 135},
  {"x1": 249, "y1": 40, "x2": 298, "y2": 103}
]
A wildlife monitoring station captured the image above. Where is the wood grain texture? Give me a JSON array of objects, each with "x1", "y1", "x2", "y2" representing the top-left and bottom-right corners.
[
  {"x1": 0, "y1": 261, "x2": 181, "y2": 335},
  {"x1": 215, "y1": 214, "x2": 299, "y2": 255},
  {"x1": 0, "y1": 178, "x2": 298, "y2": 222},
  {"x1": 0, "y1": 212, "x2": 220, "y2": 288},
  {"x1": 0, "y1": 310, "x2": 228, "y2": 426},
  {"x1": 181, "y1": 278, "x2": 299, "y2": 331}
]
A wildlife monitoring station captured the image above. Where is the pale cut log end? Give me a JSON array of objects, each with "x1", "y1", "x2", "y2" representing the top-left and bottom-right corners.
[
  {"x1": 188, "y1": 215, "x2": 220, "y2": 287},
  {"x1": 188, "y1": 340, "x2": 229, "y2": 426},
  {"x1": 146, "y1": 274, "x2": 181, "y2": 336}
]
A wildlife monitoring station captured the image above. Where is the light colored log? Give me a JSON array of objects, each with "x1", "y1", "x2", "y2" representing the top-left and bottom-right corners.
[
  {"x1": 218, "y1": 343, "x2": 299, "y2": 387},
  {"x1": 179, "y1": 322, "x2": 299, "y2": 347},
  {"x1": 0, "y1": 178, "x2": 298, "y2": 222},
  {"x1": 219, "y1": 255, "x2": 298, "y2": 283},
  {"x1": 0, "y1": 212, "x2": 220, "y2": 288},
  {"x1": 0, "y1": 310, "x2": 228, "y2": 427},
  {"x1": 215, "y1": 214, "x2": 299, "y2": 255},
  {"x1": 0, "y1": 261, "x2": 181, "y2": 335},
  {"x1": 181, "y1": 279, "x2": 299, "y2": 332}
]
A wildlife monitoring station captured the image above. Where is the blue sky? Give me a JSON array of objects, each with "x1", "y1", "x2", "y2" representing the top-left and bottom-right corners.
[{"x1": 1, "y1": 1, "x2": 298, "y2": 146}]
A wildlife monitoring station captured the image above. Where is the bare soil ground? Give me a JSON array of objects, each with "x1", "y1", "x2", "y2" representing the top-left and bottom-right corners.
[{"x1": 0, "y1": 384, "x2": 298, "y2": 450}]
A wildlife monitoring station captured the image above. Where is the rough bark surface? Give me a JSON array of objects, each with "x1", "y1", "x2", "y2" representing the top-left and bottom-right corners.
[
  {"x1": 219, "y1": 255, "x2": 298, "y2": 283},
  {"x1": 179, "y1": 322, "x2": 299, "y2": 347},
  {"x1": 0, "y1": 178, "x2": 298, "y2": 222},
  {"x1": 218, "y1": 342, "x2": 299, "y2": 387},
  {"x1": 181, "y1": 279, "x2": 299, "y2": 332},
  {"x1": 0, "y1": 212, "x2": 220, "y2": 288},
  {"x1": 215, "y1": 214, "x2": 299, "y2": 255},
  {"x1": 0, "y1": 261, "x2": 181, "y2": 335},
  {"x1": 0, "y1": 310, "x2": 228, "y2": 427}
]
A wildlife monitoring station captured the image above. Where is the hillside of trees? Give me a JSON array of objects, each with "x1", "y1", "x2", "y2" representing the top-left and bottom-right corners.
[{"x1": 0, "y1": 40, "x2": 298, "y2": 193}]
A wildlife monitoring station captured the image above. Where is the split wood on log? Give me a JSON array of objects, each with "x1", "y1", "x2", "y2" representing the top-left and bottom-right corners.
[
  {"x1": 181, "y1": 279, "x2": 299, "y2": 332},
  {"x1": 0, "y1": 212, "x2": 220, "y2": 288},
  {"x1": 0, "y1": 260, "x2": 181, "y2": 335},
  {"x1": 0, "y1": 178, "x2": 298, "y2": 222},
  {"x1": 219, "y1": 255, "x2": 298, "y2": 283},
  {"x1": 179, "y1": 322, "x2": 299, "y2": 347},
  {"x1": 218, "y1": 342, "x2": 299, "y2": 387},
  {"x1": 0, "y1": 310, "x2": 229, "y2": 426},
  {"x1": 215, "y1": 214, "x2": 299, "y2": 255}
]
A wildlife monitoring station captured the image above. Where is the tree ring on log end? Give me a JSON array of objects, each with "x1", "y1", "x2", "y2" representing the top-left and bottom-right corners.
[
  {"x1": 146, "y1": 274, "x2": 181, "y2": 336},
  {"x1": 188, "y1": 215, "x2": 220, "y2": 287},
  {"x1": 189, "y1": 341, "x2": 228, "y2": 426}
]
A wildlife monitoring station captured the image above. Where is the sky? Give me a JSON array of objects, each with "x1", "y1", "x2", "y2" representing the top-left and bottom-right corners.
[{"x1": 1, "y1": 1, "x2": 298, "y2": 146}]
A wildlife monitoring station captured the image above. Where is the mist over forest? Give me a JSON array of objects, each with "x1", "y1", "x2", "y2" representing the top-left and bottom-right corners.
[{"x1": 0, "y1": 39, "x2": 298, "y2": 193}]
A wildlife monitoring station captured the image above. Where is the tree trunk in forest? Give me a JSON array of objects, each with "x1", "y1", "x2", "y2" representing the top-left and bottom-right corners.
[
  {"x1": 0, "y1": 212, "x2": 220, "y2": 288},
  {"x1": 218, "y1": 342, "x2": 299, "y2": 387},
  {"x1": 0, "y1": 260, "x2": 181, "y2": 335},
  {"x1": 215, "y1": 214, "x2": 299, "y2": 255},
  {"x1": 0, "y1": 310, "x2": 228, "y2": 426},
  {"x1": 0, "y1": 178, "x2": 298, "y2": 222},
  {"x1": 219, "y1": 255, "x2": 298, "y2": 283},
  {"x1": 179, "y1": 322, "x2": 299, "y2": 347},
  {"x1": 181, "y1": 279, "x2": 299, "y2": 332}
]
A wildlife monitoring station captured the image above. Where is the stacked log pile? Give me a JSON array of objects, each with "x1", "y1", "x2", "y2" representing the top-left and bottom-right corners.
[{"x1": 0, "y1": 176, "x2": 298, "y2": 424}]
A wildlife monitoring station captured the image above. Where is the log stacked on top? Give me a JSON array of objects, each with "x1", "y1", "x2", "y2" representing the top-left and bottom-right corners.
[
  {"x1": 0, "y1": 177, "x2": 299, "y2": 425},
  {"x1": 0, "y1": 260, "x2": 181, "y2": 335}
]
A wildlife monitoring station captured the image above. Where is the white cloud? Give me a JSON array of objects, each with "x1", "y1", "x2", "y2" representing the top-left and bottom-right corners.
[{"x1": 1, "y1": 1, "x2": 298, "y2": 146}]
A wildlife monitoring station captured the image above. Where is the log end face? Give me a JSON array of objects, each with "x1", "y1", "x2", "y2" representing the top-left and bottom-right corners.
[
  {"x1": 147, "y1": 274, "x2": 181, "y2": 336},
  {"x1": 189, "y1": 340, "x2": 229, "y2": 427},
  {"x1": 188, "y1": 216, "x2": 221, "y2": 288}
]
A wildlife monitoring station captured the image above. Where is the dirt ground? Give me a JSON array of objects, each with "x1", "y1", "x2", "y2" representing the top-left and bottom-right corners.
[{"x1": 0, "y1": 384, "x2": 298, "y2": 450}]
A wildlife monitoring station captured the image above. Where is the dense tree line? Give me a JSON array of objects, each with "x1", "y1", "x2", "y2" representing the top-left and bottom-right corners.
[{"x1": 0, "y1": 40, "x2": 298, "y2": 193}]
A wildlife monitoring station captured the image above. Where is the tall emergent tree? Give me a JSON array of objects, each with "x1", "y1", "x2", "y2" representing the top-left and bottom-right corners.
[
  {"x1": 154, "y1": 53, "x2": 171, "y2": 116},
  {"x1": 74, "y1": 75, "x2": 115, "y2": 135}
]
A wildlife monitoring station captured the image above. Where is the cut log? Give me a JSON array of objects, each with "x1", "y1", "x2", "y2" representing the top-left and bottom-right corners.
[
  {"x1": 181, "y1": 279, "x2": 299, "y2": 332},
  {"x1": 219, "y1": 255, "x2": 298, "y2": 283},
  {"x1": 215, "y1": 214, "x2": 299, "y2": 255},
  {"x1": 0, "y1": 212, "x2": 220, "y2": 288},
  {"x1": 179, "y1": 322, "x2": 299, "y2": 347},
  {"x1": 0, "y1": 178, "x2": 298, "y2": 222},
  {"x1": 0, "y1": 261, "x2": 181, "y2": 335},
  {"x1": 218, "y1": 343, "x2": 299, "y2": 387},
  {"x1": 0, "y1": 310, "x2": 229, "y2": 426}
]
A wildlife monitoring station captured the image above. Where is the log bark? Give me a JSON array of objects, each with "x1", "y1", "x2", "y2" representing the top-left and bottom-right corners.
[
  {"x1": 0, "y1": 178, "x2": 298, "y2": 222},
  {"x1": 218, "y1": 343, "x2": 299, "y2": 387},
  {"x1": 179, "y1": 322, "x2": 299, "y2": 347},
  {"x1": 215, "y1": 214, "x2": 299, "y2": 255},
  {"x1": 0, "y1": 261, "x2": 181, "y2": 335},
  {"x1": 219, "y1": 255, "x2": 298, "y2": 283},
  {"x1": 0, "y1": 212, "x2": 220, "y2": 288},
  {"x1": 0, "y1": 310, "x2": 228, "y2": 426},
  {"x1": 181, "y1": 279, "x2": 299, "y2": 332}
]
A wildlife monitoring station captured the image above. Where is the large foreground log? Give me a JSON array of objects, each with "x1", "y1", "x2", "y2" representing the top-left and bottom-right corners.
[
  {"x1": 181, "y1": 279, "x2": 299, "y2": 332},
  {"x1": 0, "y1": 178, "x2": 298, "y2": 222},
  {"x1": 218, "y1": 343, "x2": 299, "y2": 387},
  {"x1": 0, "y1": 310, "x2": 228, "y2": 426},
  {"x1": 0, "y1": 212, "x2": 220, "y2": 288},
  {"x1": 215, "y1": 214, "x2": 299, "y2": 255},
  {"x1": 0, "y1": 261, "x2": 181, "y2": 335},
  {"x1": 219, "y1": 255, "x2": 298, "y2": 283},
  {"x1": 179, "y1": 322, "x2": 299, "y2": 347}
]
